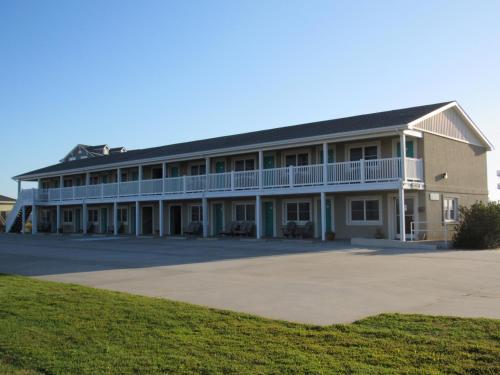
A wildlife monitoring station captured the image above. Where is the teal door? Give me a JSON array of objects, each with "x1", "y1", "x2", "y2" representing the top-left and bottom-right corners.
[
  {"x1": 396, "y1": 141, "x2": 415, "y2": 158},
  {"x1": 215, "y1": 161, "x2": 225, "y2": 173},
  {"x1": 75, "y1": 208, "x2": 81, "y2": 232},
  {"x1": 264, "y1": 202, "x2": 274, "y2": 237},
  {"x1": 171, "y1": 166, "x2": 180, "y2": 177},
  {"x1": 214, "y1": 203, "x2": 223, "y2": 235},
  {"x1": 100, "y1": 208, "x2": 108, "y2": 233},
  {"x1": 263, "y1": 155, "x2": 275, "y2": 169},
  {"x1": 326, "y1": 199, "x2": 332, "y2": 232},
  {"x1": 320, "y1": 149, "x2": 335, "y2": 163}
]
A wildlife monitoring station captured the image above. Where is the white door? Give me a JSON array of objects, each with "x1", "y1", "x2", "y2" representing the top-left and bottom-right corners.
[{"x1": 394, "y1": 197, "x2": 416, "y2": 240}]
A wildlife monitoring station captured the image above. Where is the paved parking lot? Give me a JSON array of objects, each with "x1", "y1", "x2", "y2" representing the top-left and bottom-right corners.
[{"x1": 0, "y1": 234, "x2": 499, "y2": 324}]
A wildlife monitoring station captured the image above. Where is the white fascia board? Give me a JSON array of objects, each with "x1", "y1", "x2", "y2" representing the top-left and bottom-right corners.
[
  {"x1": 15, "y1": 124, "x2": 408, "y2": 181},
  {"x1": 408, "y1": 101, "x2": 493, "y2": 151},
  {"x1": 403, "y1": 129, "x2": 423, "y2": 138}
]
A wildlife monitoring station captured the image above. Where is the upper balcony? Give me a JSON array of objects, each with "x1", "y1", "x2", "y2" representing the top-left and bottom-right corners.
[{"x1": 21, "y1": 157, "x2": 423, "y2": 204}]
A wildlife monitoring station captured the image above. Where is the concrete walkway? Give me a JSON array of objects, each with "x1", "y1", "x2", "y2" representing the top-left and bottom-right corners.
[{"x1": 0, "y1": 234, "x2": 499, "y2": 325}]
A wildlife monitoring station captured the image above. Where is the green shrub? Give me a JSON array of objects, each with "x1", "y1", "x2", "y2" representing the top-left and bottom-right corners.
[{"x1": 453, "y1": 201, "x2": 500, "y2": 249}]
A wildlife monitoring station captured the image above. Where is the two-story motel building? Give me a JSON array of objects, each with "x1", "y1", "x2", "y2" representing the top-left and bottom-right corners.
[{"x1": 7, "y1": 101, "x2": 492, "y2": 241}]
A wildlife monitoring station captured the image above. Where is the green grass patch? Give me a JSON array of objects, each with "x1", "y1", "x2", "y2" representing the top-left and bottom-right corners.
[{"x1": 0, "y1": 274, "x2": 499, "y2": 374}]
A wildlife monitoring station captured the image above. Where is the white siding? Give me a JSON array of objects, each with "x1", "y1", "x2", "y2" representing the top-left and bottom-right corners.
[{"x1": 413, "y1": 107, "x2": 482, "y2": 146}]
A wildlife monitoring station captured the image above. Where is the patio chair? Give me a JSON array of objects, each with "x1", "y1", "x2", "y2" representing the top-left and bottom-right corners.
[
  {"x1": 282, "y1": 221, "x2": 297, "y2": 238},
  {"x1": 233, "y1": 222, "x2": 249, "y2": 236},
  {"x1": 183, "y1": 222, "x2": 201, "y2": 236},
  {"x1": 220, "y1": 221, "x2": 239, "y2": 236},
  {"x1": 297, "y1": 221, "x2": 314, "y2": 239}
]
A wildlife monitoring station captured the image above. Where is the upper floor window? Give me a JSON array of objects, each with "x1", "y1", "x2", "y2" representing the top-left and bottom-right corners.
[
  {"x1": 234, "y1": 158, "x2": 255, "y2": 171},
  {"x1": 284, "y1": 152, "x2": 309, "y2": 167},
  {"x1": 348, "y1": 143, "x2": 379, "y2": 161},
  {"x1": 444, "y1": 197, "x2": 458, "y2": 222},
  {"x1": 63, "y1": 179, "x2": 73, "y2": 188},
  {"x1": 90, "y1": 176, "x2": 99, "y2": 185},
  {"x1": 190, "y1": 164, "x2": 206, "y2": 176}
]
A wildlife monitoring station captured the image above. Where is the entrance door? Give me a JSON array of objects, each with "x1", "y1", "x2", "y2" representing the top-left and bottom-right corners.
[
  {"x1": 100, "y1": 208, "x2": 108, "y2": 233},
  {"x1": 213, "y1": 203, "x2": 223, "y2": 235},
  {"x1": 394, "y1": 197, "x2": 415, "y2": 239},
  {"x1": 142, "y1": 206, "x2": 153, "y2": 235},
  {"x1": 264, "y1": 202, "x2": 274, "y2": 237},
  {"x1": 75, "y1": 208, "x2": 81, "y2": 233},
  {"x1": 169, "y1": 205, "x2": 182, "y2": 235}
]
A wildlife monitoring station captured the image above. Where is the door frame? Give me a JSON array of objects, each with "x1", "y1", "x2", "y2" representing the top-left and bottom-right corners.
[
  {"x1": 167, "y1": 203, "x2": 183, "y2": 236},
  {"x1": 141, "y1": 204, "x2": 154, "y2": 235},
  {"x1": 388, "y1": 192, "x2": 419, "y2": 240},
  {"x1": 210, "y1": 201, "x2": 225, "y2": 236},
  {"x1": 262, "y1": 198, "x2": 277, "y2": 237}
]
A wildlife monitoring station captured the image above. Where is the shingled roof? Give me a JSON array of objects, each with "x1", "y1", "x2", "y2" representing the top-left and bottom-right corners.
[
  {"x1": 0, "y1": 195, "x2": 15, "y2": 202},
  {"x1": 16, "y1": 101, "x2": 452, "y2": 179}
]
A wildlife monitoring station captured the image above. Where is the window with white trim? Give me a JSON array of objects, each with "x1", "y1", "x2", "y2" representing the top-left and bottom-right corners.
[
  {"x1": 63, "y1": 209, "x2": 73, "y2": 224},
  {"x1": 118, "y1": 207, "x2": 128, "y2": 223},
  {"x1": 88, "y1": 209, "x2": 98, "y2": 223},
  {"x1": 190, "y1": 164, "x2": 206, "y2": 176},
  {"x1": 347, "y1": 197, "x2": 382, "y2": 225},
  {"x1": 348, "y1": 144, "x2": 379, "y2": 161},
  {"x1": 443, "y1": 197, "x2": 458, "y2": 222},
  {"x1": 191, "y1": 205, "x2": 203, "y2": 222},
  {"x1": 284, "y1": 152, "x2": 309, "y2": 167},
  {"x1": 284, "y1": 201, "x2": 311, "y2": 223},
  {"x1": 234, "y1": 158, "x2": 255, "y2": 171},
  {"x1": 234, "y1": 203, "x2": 255, "y2": 222}
]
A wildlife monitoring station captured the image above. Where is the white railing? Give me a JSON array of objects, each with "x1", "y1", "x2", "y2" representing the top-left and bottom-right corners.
[
  {"x1": 24, "y1": 157, "x2": 422, "y2": 203},
  {"x1": 406, "y1": 157, "x2": 424, "y2": 181}
]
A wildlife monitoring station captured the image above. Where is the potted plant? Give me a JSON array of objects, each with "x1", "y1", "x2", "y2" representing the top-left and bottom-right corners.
[
  {"x1": 374, "y1": 228, "x2": 384, "y2": 239},
  {"x1": 326, "y1": 231, "x2": 336, "y2": 241}
]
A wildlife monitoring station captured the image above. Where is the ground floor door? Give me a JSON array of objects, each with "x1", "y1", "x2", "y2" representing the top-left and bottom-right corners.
[
  {"x1": 75, "y1": 208, "x2": 81, "y2": 233},
  {"x1": 264, "y1": 201, "x2": 274, "y2": 237},
  {"x1": 142, "y1": 206, "x2": 153, "y2": 235},
  {"x1": 394, "y1": 197, "x2": 416, "y2": 239},
  {"x1": 213, "y1": 203, "x2": 223, "y2": 235},
  {"x1": 316, "y1": 199, "x2": 332, "y2": 237},
  {"x1": 169, "y1": 205, "x2": 182, "y2": 235},
  {"x1": 100, "y1": 208, "x2": 108, "y2": 233},
  {"x1": 130, "y1": 206, "x2": 136, "y2": 234}
]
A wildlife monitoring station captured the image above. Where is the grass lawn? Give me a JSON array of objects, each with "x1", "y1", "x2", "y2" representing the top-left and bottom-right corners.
[{"x1": 0, "y1": 275, "x2": 499, "y2": 374}]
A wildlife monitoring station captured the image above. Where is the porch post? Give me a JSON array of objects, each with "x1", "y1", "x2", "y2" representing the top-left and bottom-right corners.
[
  {"x1": 21, "y1": 205, "x2": 26, "y2": 234},
  {"x1": 135, "y1": 201, "x2": 140, "y2": 236},
  {"x1": 32, "y1": 205, "x2": 37, "y2": 234},
  {"x1": 135, "y1": 201, "x2": 141, "y2": 237},
  {"x1": 159, "y1": 200, "x2": 164, "y2": 237},
  {"x1": 56, "y1": 205, "x2": 61, "y2": 234},
  {"x1": 205, "y1": 157, "x2": 210, "y2": 174},
  {"x1": 113, "y1": 201, "x2": 118, "y2": 236},
  {"x1": 202, "y1": 197, "x2": 208, "y2": 237},
  {"x1": 322, "y1": 143, "x2": 328, "y2": 184},
  {"x1": 258, "y1": 150, "x2": 263, "y2": 189},
  {"x1": 138, "y1": 165, "x2": 143, "y2": 196},
  {"x1": 82, "y1": 203, "x2": 87, "y2": 234},
  {"x1": 399, "y1": 186, "x2": 406, "y2": 242},
  {"x1": 399, "y1": 132, "x2": 407, "y2": 242},
  {"x1": 320, "y1": 191, "x2": 326, "y2": 241},
  {"x1": 256, "y1": 195, "x2": 262, "y2": 239},
  {"x1": 117, "y1": 168, "x2": 121, "y2": 197}
]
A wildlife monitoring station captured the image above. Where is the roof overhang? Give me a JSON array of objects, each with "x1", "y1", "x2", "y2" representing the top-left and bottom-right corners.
[{"x1": 15, "y1": 124, "x2": 408, "y2": 181}]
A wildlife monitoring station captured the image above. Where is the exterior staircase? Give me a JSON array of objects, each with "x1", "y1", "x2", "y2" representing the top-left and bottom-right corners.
[{"x1": 5, "y1": 199, "x2": 31, "y2": 233}]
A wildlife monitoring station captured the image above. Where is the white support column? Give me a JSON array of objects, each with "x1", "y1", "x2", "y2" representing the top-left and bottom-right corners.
[
  {"x1": 320, "y1": 191, "x2": 326, "y2": 241},
  {"x1": 400, "y1": 132, "x2": 407, "y2": 182},
  {"x1": 17, "y1": 180, "x2": 21, "y2": 195},
  {"x1": 113, "y1": 202, "x2": 118, "y2": 236},
  {"x1": 258, "y1": 150, "x2": 263, "y2": 189},
  {"x1": 56, "y1": 205, "x2": 61, "y2": 234},
  {"x1": 205, "y1": 157, "x2": 210, "y2": 174},
  {"x1": 117, "y1": 168, "x2": 121, "y2": 196},
  {"x1": 256, "y1": 195, "x2": 262, "y2": 239},
  {"x1": 85, "y1": 173, "x2": 90, "y2": 186},
  {"x1": 159, "y1": 200, "x2": 164, "y2": 237},
  {"x1": 322, "y1": 143, "x2": 328, "y2": 184},
  {"x1": 135, "y1": 201, "x2": 140, "y2": 236},
  {"x1": 399, "y1": 186, "x2": 406, "y2": 242},
  {"x1": 59, "y1": 176, "x2": 63, "y2": 202},
  {"x1": 331, "y1": 197, "x2": 336, "y2": 233},
  {"x1": 82, "y1": 203, "x2": 88, "y2": 234},
  {"x1": 21, "y1": 205, "x2": 26, "y2": 235},
  {"x1": 202, "y1": 197, "x2": 208, "y2": 237},
  {"x1": 138, "y1": 165, "x2": 143, "y2": 196},
  {"x1": 162, "y1": 162, "x2": 167, "y2": 179},
  {"x1": 32, "y1": 205, "x2": 37, "y2": 234}
]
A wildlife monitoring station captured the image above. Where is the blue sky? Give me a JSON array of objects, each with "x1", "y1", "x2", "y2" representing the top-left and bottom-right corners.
[{"x1": 1, "y1": 0, "x2": 499, "y2": 199}]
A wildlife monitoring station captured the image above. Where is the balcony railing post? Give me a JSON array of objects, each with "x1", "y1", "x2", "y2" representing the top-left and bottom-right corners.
[
  {"x1": 183, "y1": 176, "x2": 186, "y2": 194},
  {"x1": 231, "y1": 171, "x2": 235, "y2": 191},
  {"x1": 73, "y1": 186, "x2": 75, "y2": 200},
  {"x1": 360, "y1": 159, "x2": 365, "y2": 183},
  {"x1": 101, "y1": 183, "x2": 104, "y2": 198},
  {"x1": 289, "y1": 166, "x2": 294, "y2": 187}
]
